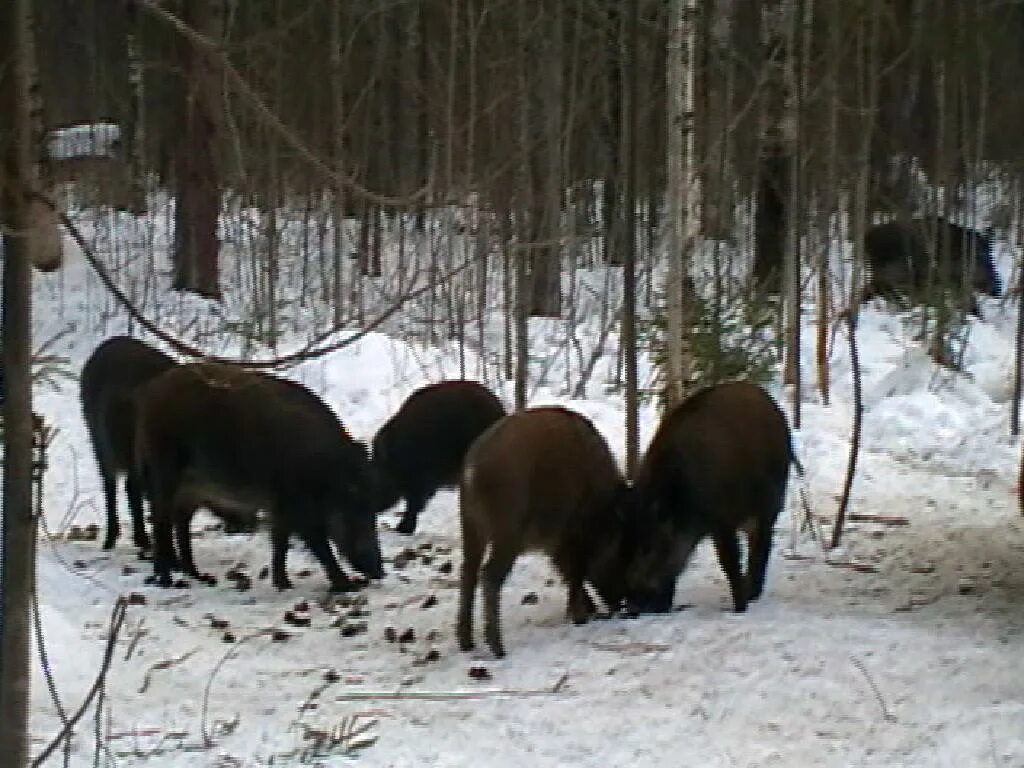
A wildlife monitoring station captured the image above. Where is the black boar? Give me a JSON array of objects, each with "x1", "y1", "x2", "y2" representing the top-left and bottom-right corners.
[
  {"x1": 134, "y1": 362, "x2": 384, "y2": 591},
  {"x1": 372, "y1": 380, "x2": 506, "y2": 534},
  {"x1": 80, "y1": 336, "x2": 258, "y2": 552},
  {"x1": 862, "y1": 216, "x2": 1001, "y2": 315},
  {"x1": 81, "y1": 336, "x2": 176, "y2": 551},
  {"x1": 623, "y1": 381, "x2": 796, "y2": 614},
  {"x1": 456, "y1": 406, "x2": 628, "y2": 658}
]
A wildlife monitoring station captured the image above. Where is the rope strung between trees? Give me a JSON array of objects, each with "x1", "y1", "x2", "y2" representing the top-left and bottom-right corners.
[{"x1": 36, "y1": 192, "x2": 495, "y2": 370}]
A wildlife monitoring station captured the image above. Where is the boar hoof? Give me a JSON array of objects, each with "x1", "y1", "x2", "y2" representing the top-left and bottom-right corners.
[
  {"x1": 329, "y1": 577, "x2": 362, "y2": 593},
  {"x1": 147, "y1": 572, "x2": 174, "y2": 588},
  {"x1": 102, "y1": 536, "x2": 116, "y2": 551},
  {"x1": 487, "y1": 642, "x2": 506, "y2": 659}
]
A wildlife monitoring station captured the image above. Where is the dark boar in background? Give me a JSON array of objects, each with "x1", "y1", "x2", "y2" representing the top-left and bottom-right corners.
[
  {"x1": 81, "y1": 336, "x2": 173, "y2": 550},
  {"x1": 862, "y1": 216, "x2": 1001, "y2": 316},
  {"x1": 372, "y1": 380, "x2": 506, "y2": 534},
  {"x1": 80, "y1": 336, "x2": 258, "y2": 551}
]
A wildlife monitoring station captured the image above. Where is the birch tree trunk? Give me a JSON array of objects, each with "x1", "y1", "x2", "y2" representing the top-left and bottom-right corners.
[{"x1": 663, "y1": 0, "x2": 701, "y2": 410}]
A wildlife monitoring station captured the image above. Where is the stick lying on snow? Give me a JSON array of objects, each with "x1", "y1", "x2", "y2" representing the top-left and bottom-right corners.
[{"x1": 332, "y1": 673, "x2": 571, "y2": 701}]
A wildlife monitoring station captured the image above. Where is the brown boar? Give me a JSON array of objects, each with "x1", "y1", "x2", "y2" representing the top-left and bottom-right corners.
[
  {"x1": 456, "y1": 406, "x2": 628, "y2": 658},
  {"x1": 623, "y1": 381, "x2": 796, "y2": 614},
  {"x1": 372, "y1": 380, "x2": 506, "y2": 534},
  {"x1": 134, "y1": 362, "x2": 384, "y2": 591}
]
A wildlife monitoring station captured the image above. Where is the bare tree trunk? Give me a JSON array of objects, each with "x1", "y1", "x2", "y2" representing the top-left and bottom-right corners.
[
  {"x1": 501, "y1": 207, "x2": 515, "y2": 382},
  {"x1": 1012, "y1": 183, "x2": 1024, "y2": 436},
  {"x1": 330, "y1": 0, "x2": 346, "y2": 326},
  {"x1": 514, "y1": 0, "x2": 531, "y2": 410},
  {"x1": 26, "y1": 0, "x2": 62, "y2": 272},
  {"x1": 172, "y1": 0, "x2": 222, "y2": 299},
  {"x1": 818, "y1": 0, "x2": 841, "y2": 405},
  {"x1": 529, "y1": 0, "x2": 563, "y2": 317},
  {"x1": 603, "y1": 4, "x2": 624, "y2": 267},
  {"x1": 0, "y1": 0, "x2": 37, "y2": 761},
  {"x1": 623, "y1": 0, "x2": 641, "y2": 475},
  {"x1": 663, "y1": 0, "x2": 700, "y2": 410},
  {"x1": 833, "y1": 0, "x2": 881, "y2": 550},
  {"x1": 783, "y1": 0, "x2": 809, "y2": 428},
  {"x1": 753, "y1": 0, "x2": 794, "y2": 295},
  {"x1": 123, "y1": 0, "x2": 147, "y2": 214}
]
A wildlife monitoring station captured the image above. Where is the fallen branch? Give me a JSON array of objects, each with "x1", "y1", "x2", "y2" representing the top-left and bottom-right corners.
[
  {"x1": 848, "y1": 514, "x2": 909, "y2": 527},
  {"x1": 850, "y1": 655, "x2": 896, "y2": 723},
  {"x1": 331, "y1": 675, "x2": 571, "y2": 702},
  {"x1": 201, "y1": 630, "x2": 273, "y2": 747},
  {"x1": 32, "y1": 598, "x2": 128, "y2": 767},
  {"x1": 590, "y1": 642, "x2": 671, "y2": 654},
  {"x1": 137, "y1": 648, "x2": 200, "y2": 695}
]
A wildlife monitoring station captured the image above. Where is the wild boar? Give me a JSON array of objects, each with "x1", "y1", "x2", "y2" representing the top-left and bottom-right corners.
[
  {"x1": 862, "y1": 216, "x2": 1001, "y2": 316},
  {"x1": 134, "y1": 362, "x2": 384, "y2": 591},
  {"x1": 372, "y1": 380, "x2": 506, "y2": 534},
  {"x1": 456, "y1": 406, "x2": 628, "y2": 658},
  {"x1": 80, "y1": 336, "x2": 258, "y2": 551},
  {"x1": 623, "y1": 381, "x2": 796, "y2": 614}
]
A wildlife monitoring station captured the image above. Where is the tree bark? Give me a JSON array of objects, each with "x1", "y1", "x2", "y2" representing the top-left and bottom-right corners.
[
  {"x1": 528, "y1": 0, "x2": 562, "y2": 317},
  {"x1": 663, "y1": 0, "x2": 700, "y2": 410},
  {"x1": 753, "y1": 0, "x2": 794, "y2": 295},
  {"x1": 623, "y1": 0, "x2": 641, "y2": 475},
  {"x1": 172, "y1": 0, "x2": 222, "y2": 299},
  {"x1": 0, "y1": 0, "x2": 38, "y2": 762}
]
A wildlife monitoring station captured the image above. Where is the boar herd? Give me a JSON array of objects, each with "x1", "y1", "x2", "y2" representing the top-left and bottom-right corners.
[
  {"x1": 80, "y1": 335, "x2": 801, "y2": 658},
  {"x1": 70, "y1": 216, "x2": 1008, "y2": 656}
]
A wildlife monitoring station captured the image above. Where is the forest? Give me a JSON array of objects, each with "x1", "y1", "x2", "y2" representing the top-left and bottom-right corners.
[{"x1": 2, "y1": 1, "x2": 1024, "y2": 765}]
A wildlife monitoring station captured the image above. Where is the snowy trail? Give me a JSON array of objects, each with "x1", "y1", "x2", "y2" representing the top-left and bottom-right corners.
[
  {"x1": 19, "y1": 225, "x2": 1024, "y2": 766},
  {"x1": 29, "y1": 453, "x2": 1024, "y2": 767}
]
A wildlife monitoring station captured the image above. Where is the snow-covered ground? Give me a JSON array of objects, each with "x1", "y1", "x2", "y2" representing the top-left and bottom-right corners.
[{"x1": 19, "y1": 203, "x2": 1024, "y2": 767}]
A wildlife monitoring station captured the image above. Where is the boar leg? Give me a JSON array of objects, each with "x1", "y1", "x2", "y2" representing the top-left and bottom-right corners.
[
  {"x1": 125, "y1": 472, "x2": 151, "y2": 551},
  {"x1": 270, "y1": 519, "x2": 293, "y2": 590},
  {"x1": 396, "y1": 490, "x2": 427, "y2": 535},
  {"x1": 558, "y1": 559, "x2": 595, "y2": 624},
  {"x1": 713, "y1": 528, "x2": 748, "y2": 613},
  {"x1": 173, "y1": 508, "x2": 205, "y2": 580},
  {"x1": 150, "y1": 516, "x2": 177, "y2": 587},
  {"x1": 482, "y1": 541, "x2": 518, "y2": 659},
  {"x1": 301, "y1": 527, "x2": 357, "y2": 592},
  {"x1": 101, "y1": 470, "x2": 120, "y2": 550},
  {"x1": 746, "y1": 519, "x2": 776, "y2": 603},
  {"x1": 456, "y1": 516, "x2": 485, "y2": 652}
]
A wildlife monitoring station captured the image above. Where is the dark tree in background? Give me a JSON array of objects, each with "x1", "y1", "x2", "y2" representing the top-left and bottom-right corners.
[
  {"x1": 0, "y1": 0, "x2": 39, "y2": 762},
  {"x1": 171, "y1": 0, "x2": 223, "y2": 298}
]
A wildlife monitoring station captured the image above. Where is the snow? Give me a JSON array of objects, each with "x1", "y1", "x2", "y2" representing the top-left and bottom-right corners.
[
  {"x1": 47, "y1": 122, "x2": 121, "y2": 160},
  {"x1": 17, "y1": 200, "x2": 1024, "y2": 767}
]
